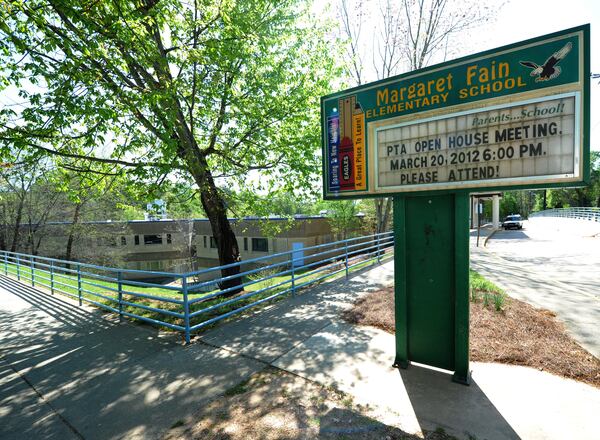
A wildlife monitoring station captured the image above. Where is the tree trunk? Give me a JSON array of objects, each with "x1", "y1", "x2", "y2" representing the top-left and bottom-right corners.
[
  {"x1": 375, "y1": 197, "x2": 393, "y2": 234},
  {"x1": 10, "y1": 197, "x2": 24, "y2": 253},
  {"x1": 381, "y1": 197, "x2": 392, "y2": 232},
  {"x1": 65, "y1": 202, "x2": 82, "y2": 262},
  {"x1": 0, "y1": 205, "x2": 7, "y2": 251},
  {"x1": 191, "y1": 157, "x2": 242, "y2": 295},
  {"x1": 542, "y1": 190, "x2": 547, "y2": 211}
]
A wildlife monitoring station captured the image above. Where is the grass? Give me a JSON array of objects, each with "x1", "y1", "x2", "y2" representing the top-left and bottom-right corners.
[
  {"x1": 469, "y1": 269, "x2": 507, "y2": 311},
  {"x1": 469, "y1": 269, "x2": 503, "y2": 294},
  {"x1": 1, "y1": 248, "x2": 393, "y2": 336}
]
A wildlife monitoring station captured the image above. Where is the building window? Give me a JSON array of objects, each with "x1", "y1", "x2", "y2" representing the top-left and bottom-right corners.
[
  {"x1": 134, "y1": 235, "x2": 140, "y2": 245},
  {"x1": 121, "y1": 236, "x2": 127, "y2": 246},
  {"x1": 252, "y1": 238, "x2": 268, "y2": 252},
  {"x1": 210, "y1": 237, "x2": 218, "y2": 249},
  {"x1": 97, "y1": 237, "x2": 117, "y2": 247},
  {"x1": 166, "y1": 233, "x2": 172, "y2": 244},
  {"x1": 144, "y1": 234, "x2": 163, "y2": 245},
  {"x1": 148, "y1": 260, "x2": 163, "y2": 271},
  {"x1": 203, "y1": 236, "x2": 207, "y2": 248},
  {"x1": 243, "y1": 237, "x2": 248, "y2": 251}
]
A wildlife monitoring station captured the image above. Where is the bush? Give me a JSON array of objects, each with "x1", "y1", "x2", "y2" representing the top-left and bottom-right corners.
[
  {"x1": 247, "y1": 266, "x2": 280, "y2": 289},
  {"x1": 493, "y1": 291, "x2": 508, "y2": 311}
]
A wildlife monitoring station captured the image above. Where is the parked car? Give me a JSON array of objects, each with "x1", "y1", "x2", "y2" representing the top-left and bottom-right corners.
[{"x1": 502, "y1": 214, "x2": 523, "y2": 230}]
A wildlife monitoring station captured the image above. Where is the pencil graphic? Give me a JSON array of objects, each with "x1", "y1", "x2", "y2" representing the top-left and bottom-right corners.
[
  {"x1": 352, "y1": 101, "x2": 366, "y2": 190},
  {"x1": 339, "y1": 96, "x2": 355, "y2": 190},
  {"x1": 327, "y1": 107, "x2": 340, "y2": 192}
]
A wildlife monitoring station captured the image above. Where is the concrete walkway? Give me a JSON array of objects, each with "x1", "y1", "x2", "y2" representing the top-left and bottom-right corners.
[
  {"x1": 0, "y1": 276, "x2": 264, "y2": 440},
  {"x1": 2, "y1": 255, "x2": 600, "y2": 439},
  {"x1": 200, "y1": 260, "x2": 600, "y2": 440}
]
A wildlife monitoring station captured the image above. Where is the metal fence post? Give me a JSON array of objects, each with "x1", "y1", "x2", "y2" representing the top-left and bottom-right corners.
[
  {"x1": 118, "y1": 271, "x2": 123, "y2": 322},
  {"x1": 182, "y1": 276, "x2": 190, "y2": 344},
  {"x1": 77, "y1": 264, "x2": 82, "y2": 306},
  {"x1": 3, "y1": 252, "x2": 7, "y2": 275},
  {"x1": 290, "y1": 253, "x2": 296, "y2": 296},
  {"x1": 31, "y1": 256, "x2": 35, "y2": 287},
  {"x1": 50, "y1": 261, "x2": 54, "y2": 295},
  {"x1": 344, "y1": 241, "x2": 349, "y2": 280},
  {"x1": 16, "y1": 255, "x2": 20, "y2": 281},
  {"x1": 377, "y1": 234, "x2": 382, "y2": 263}
]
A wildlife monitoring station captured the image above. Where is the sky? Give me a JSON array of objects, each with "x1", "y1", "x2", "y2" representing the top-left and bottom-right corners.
[
  {"x1": 320, "y1": 0, "x2": 600, "y2": 150},
  {"x1": 479, "y1": 0, "x2": 600, "y2": 151}
]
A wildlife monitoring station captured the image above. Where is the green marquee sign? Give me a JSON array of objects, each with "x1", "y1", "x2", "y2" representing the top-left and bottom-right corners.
[
  {"x1": 321, "y1": 25, "x2": 590, "y2": 385},
  {"x1": 322, "y1": 25, "x2": 590, "y2": 199}
]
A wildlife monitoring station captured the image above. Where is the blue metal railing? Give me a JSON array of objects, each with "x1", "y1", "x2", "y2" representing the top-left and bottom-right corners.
[
  {"x1": 0, "y1": 231, "x2": 394, "y2": 342},
  {"x1": 530, "y1": 207, "x2": 600, "y2": 222}
]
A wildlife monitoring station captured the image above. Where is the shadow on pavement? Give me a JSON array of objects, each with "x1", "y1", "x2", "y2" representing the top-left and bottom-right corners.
[
  {"x1": 398, "y1": 364, "x2": 520, "y2": 439},
  {"x1": 200, "y1": 261, "x2": 394, "y2": 363},
  {"x1": 492, "y1": 230, "x2": 530, "y2": 240},
  {"x1": 318, "y1": 407, "x2": 410, "y2": 438},
  {"x1": 469, "y1": 227, "x2": 494, "y2": 237},
  {"x1": 0, "y1": 275, "x2": 264, "y2": 440},
  {"x1": 0, "y1": 275, "x2": 114, "y2": 333}
]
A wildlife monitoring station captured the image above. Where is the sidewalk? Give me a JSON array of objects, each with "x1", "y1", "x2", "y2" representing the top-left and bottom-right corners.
[
  {"x1": 2, "y1": 258, "x2": 599, "y2": 439},
  {"x1": 0, "y1": 261, "x2": 393, "y2": 440},
  {"x1": 200, "y1": 260, "x2": 600, "y2": 440},
  {"x1": 0, "y1": 276, "x2": 264, "y2": 440}
]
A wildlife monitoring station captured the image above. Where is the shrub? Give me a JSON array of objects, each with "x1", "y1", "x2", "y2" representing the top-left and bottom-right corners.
[
  {"x1": 483, "y1": 292, "x2": 491, "y2": 308},
  {"x1": 493, "y1": 291, "x2": 508, "y2": 311}
]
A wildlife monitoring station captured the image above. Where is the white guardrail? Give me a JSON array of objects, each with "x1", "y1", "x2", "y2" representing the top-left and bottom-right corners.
[{"x1": 530, "y1": 207, "x2": 600, "y2": 222}]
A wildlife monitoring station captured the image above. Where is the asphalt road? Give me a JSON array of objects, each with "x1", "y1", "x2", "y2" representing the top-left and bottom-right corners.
[{"x1": 470, "y1": 217, "x2": 600, "y2": 359}]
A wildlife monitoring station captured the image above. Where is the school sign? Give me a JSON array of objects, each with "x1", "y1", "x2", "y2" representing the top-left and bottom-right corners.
[
  {"x1": 322, "y1": 25, "x2": 590, "y2": 199},
  {"x1": 321, "y1": 25, "x2": 590, "y2": 385}
]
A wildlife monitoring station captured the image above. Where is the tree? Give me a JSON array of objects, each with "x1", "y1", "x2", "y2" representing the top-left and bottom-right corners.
[
  {"x1": 336, "y1": 0, "x2": 495, "y2": 234},
  {"x1": 500, "y1": 190, "x2": 536, "y2": 218},
  {"x1": 0, "y1": 158, "x2": 64, "y2": 254},
  {"x1": 324, "y1": 200, "x2": 362, "y2": 240},
  {"x1": 57, "y1": 169, "x2": 124, "y2": 261},
  {"x1": 0, "y1": 1, "x2": 336, "y2": 291},
  {"x1": 531, "y1": 151, "x2": 600, "y2": 211}
]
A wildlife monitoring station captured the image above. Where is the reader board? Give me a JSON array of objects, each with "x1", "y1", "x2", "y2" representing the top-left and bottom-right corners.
[{"x1": 321, "y1": 25, "x2": 590, "y2": 199}]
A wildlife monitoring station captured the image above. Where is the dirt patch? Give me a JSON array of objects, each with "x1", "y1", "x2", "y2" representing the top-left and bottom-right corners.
[
  {"x1": 342, "y1": 286, "x2": 600, "y2": 388},
  {"x1": 163, "y1": 367, "x2": 457, "y2": 440}
]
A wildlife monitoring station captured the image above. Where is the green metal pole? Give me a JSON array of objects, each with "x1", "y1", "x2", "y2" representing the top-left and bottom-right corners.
[
  {"x1": 77, "y1": 264, "x2": 82, "y2": 306},
  {"x1": 50, "y1": 261, "x2": 54, "y2": 295},
  {"x1": 31, "y1": 256, "x2": 35, "y2": 287},
  {"x1": 118, "y1": 271, "x2": 123, "y2": 322},
  {"x1": 344, "y1": 242, "x2": 349, "y2": 279},
  {"x1": 453, "y1": 192, "x2": 471, "y2": 385},
  {"x1": 392, "y1": 196, "x2": 409, "y2": 369},
  {"x1": 182, "y1": 276, "x2": 190, "y2": 344},
  {"x1": 290, "y1": 254, "x2": 296, "y2": 296}
]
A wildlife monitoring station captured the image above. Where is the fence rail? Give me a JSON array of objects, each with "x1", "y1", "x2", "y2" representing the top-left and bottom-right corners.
[
  {"x1": 530, "y1": 207, "x2": 600, "y2": 222},
  {"x1": 0, "y1": 231, "x2": 394, "y2": 342}
]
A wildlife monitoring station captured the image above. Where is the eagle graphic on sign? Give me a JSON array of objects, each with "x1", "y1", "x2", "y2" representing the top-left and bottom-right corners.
[{"x1": 519, "y1": 42, "x2": 572, "y2": 82}]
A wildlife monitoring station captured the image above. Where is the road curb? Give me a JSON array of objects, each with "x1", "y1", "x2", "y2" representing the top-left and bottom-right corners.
[{"x1": 483, "y1": 228, "x2": 499, "y2": 247}]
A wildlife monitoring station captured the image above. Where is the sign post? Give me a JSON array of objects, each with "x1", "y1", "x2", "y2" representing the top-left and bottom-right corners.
[{"x1": 321, "y1": 25, "x2": 590, "y2": 384}]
